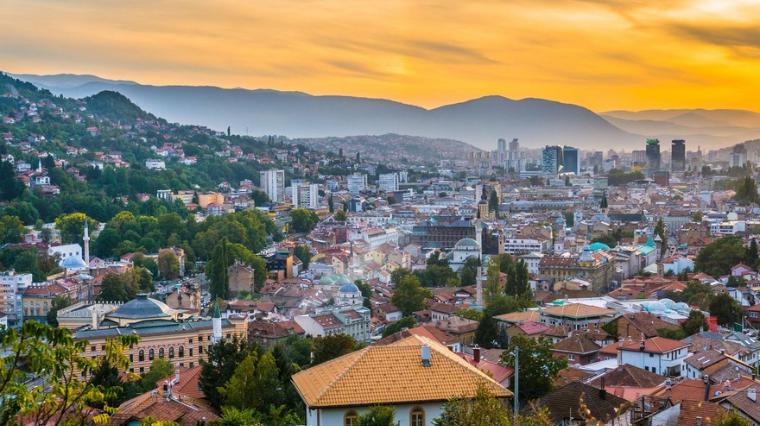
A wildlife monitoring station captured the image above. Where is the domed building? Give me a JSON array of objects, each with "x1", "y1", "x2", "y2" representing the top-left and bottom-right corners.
[
  {"x1": 74, "y1": 294, "x2": 248, "y2": 376},
  {"x1": 449, "y1": 238, "x2": 481, "y2": 272},
  {"x1": 337, "y1": 282, "x2": 362, "y2": 307},
  {"x1": 105, "y1": 294, "x2": 180, "y2": 326}
]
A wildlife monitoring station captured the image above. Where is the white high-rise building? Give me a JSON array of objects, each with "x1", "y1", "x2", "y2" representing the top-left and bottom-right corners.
[
  {"x1": 293, "y1": 183, "x2": 320, "y2": 209},
  {"x1": 0, "y1": 270, "x2": 32, "y2": 322},
  {"x1": 378, "y1": 173, "x2": 399, "y2": 192},
  {"x1": 347, "y1": 173, "x2": 367, "y2": 194},
  {"x1": 260, "y1": 169, "x2": 285, "y2": 203},
  {"x1": 508, "y1": 138, "x2": 520, "y2": 171}
]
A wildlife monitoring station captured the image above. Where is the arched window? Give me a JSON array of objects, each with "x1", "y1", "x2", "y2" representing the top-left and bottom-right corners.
[
  {"x1": 169, "y1": 347, "x2": 174, "y2": 359},
  {"x1": 410, "y1": 407, "x2": 425, "y2": 426},
  {"x1": 138, "y1": 349, "x2": 144, "y2": 362},
  {"x1": 148, "y1": 349, "x2": 154, "y2": 360},
  {"x1": 159, "y1": 348, "x2": 165, "y2": 358},
  {"x1": 344, "y1": 411, "x2": 358, "y2": 426},
  {"x1": 178, "y1": 346, "x2": 184, "y2": 358}
]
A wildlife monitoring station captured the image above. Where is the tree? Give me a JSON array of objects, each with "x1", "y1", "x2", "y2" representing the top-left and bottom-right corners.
[
  {"x1": 691, "y1": 211, "x2": 704, "y2": 222},
  {"x1": 216, "y1": 407, "x2": 262, "y2": 426},
  {"x1": 207, "y1": 239, "x2": 268, "y2": 298},
  {"x1": 392, "y1": 274, "x2": 431, "y2": 316},
  {"x1": 0, "y1": 160, "x2": 25, "y2": 201},
  {"x1": 294, "y1": 245, "x2": 311, "y2": 270},
  {"x1": 710, "y1": 293, "x2": 744, "y2": 326},
  {"x1": 715, "y1": 410, "x2": 751, "y2": 426},
  {"x1": 356, "y1": 406, "x2": 396, "y2": 426},
  {"x1": 682, "y1": 310, "x2": 708, "y2": 336},
  {"x1": 0, "y1": 321, "x2": 138, "y2": 425},
  {"x1": 200, "y1": 337, "x2": 250, "y2": 409},
  {"x1": 382, "y1": 316, "x2": 417, "y2": 337},
  {"x1": 506, "y1": 260, "x2": 530, "y2": 298},
  {"x1": 55, "y1": 212, "x2": 97, "y2": 244},
  {"x1": 460, "y1": 257, "x2": 480, "y2": 286},
  {"x1": 157, "y1": 249, "x2": 180, "y2": 280},
  {"x1": 46, "y1": 295, "x2": 72, "y2": 326},
  {"x1": 600, "y1": 192, "x2": 608, "y2": 209},
  {"x1": 334, "y1": 209, "x2": 347, "y2": 221},
  {"x1": 222, "y1": 351, "x2": 282, "y2": 413},
  {"x1": 289, "y1": 208, "x2": 319, "y2": 233},
  {"x1": 501, "y1": 336, "x2": 567, "y2": 401},
  {"x1": 99, "y1": 272, "x2": 139, "y2": 302},
  {"x1": 312, "y1": 334, "x2": 359, "y2": 365},
  {"x1": 696, "y1": 236, "x2": 747, "y2": 278},
  {"x1": 434, "y1": 385, "x2": 511, "y2": 426},
  {"x1": 748, "y1": 239, "x2": 759, "y2": 268},
  {"x1": 488, "y1": 189, "x2": 499, "y2": 216},
  {"x1": 475, "y1": 314, "x2": 498, "y2": 348},
  {"x1": 0, "y1": 214, "x2": 25, "y2": 243},
  {"x1": 733, "y1": 176, "x2": 760, "y2": 205}
]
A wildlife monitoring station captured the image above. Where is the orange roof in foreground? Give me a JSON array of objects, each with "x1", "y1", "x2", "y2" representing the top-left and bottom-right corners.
[{"x1": 291, "y1": 334, "x2": 511, "y2": 408}]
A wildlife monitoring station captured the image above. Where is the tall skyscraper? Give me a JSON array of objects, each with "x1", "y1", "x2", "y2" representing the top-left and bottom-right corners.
[
  {"x1": 731, "y1": 143, "x2": 748, "y2": 168},
  {"x1": 542, "y1": 145, "x2": 563, "y2": 175},
  {"x1": 645, "y1": 139, "x2": 661, "y2": 175},
  {"x1": 671, "y1": 139, "x2": 686, "y2": 172},
  {"x1": 508, "y1": 138, "x2": 520, "y2": 171},
  {"x1": 562, "y1": 146, "x2": 580, "y2": 174},
  {"x1": 260, "y1": 169, "x2": 285, "y2": 203}
]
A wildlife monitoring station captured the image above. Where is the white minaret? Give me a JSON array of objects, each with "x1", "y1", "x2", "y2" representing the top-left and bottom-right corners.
[
  {"x1": 211, "y1": 302, "x2": 222, "y2": 343},
  {"x1": 83, "y1": 221, "x2": 90, "y2": 266},
  {"x1": 37, "y1": 159, "x2": 42, "y2": 173}
]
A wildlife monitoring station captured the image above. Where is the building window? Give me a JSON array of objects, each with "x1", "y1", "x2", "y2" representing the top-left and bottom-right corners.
[
  {"x1": 568, "y1": 354, "x2": 575, "y2": 361},
  {"x1": 169, "y1": 347, "x2": 174, "y2": 359},
  {"x1": 149, "y1": 349, "x2": 155, "y2": 360},
  {"x1": 159, "y1": 348, "x2": 165, "y2": 359},
  {"x1": 410, "y1": 407, "x2": 425, "y2": 426},
  {"x1": 138, "y1": 350, "x2": 144, "y2": 362},
  {"x1": 199, "y1": 346, "x2": 203, "y2": 354},
  {"x1": 129, "y1": 353, "x2": 133, "y2": 362},
  {"x1": 199, "y1": 335, "x2": 203, "y2": 342},
  {"x1": 344, "y1": 411, "x2": 358, "y2": 426},
  {"x1": 189, "y1": 348, "x2": 193, "y2": 357},
  {"x1": 179, "y1": 346, "x2": 184, "y2": 358}
]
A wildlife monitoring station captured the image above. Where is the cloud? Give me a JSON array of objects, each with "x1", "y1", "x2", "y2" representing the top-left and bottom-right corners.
[{"x1": 670, "y1": 24, "x2": 760, "y2": 49}]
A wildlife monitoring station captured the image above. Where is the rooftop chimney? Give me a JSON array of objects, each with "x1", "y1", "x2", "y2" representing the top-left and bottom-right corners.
[
  {"x1": 421, "y1": 344, "x2": 431, "y2": 367},
  {"x1": 473, "y1": 346, "x2": 481, "y2": 363},
  {"x1": 599, "y1": 377, "x2": 606, "y2": 400},
  {"x1": 703, "y1": 375, "x2": 711, "y2": 401}
]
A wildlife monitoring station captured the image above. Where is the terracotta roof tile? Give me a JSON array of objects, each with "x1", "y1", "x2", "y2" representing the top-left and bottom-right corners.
[
  {"x1": 291, "y1": 334, "x2": 511, "y2": 408},
  {"x1": 542, "y1": 303, "x2": 615, "y2": 319}
]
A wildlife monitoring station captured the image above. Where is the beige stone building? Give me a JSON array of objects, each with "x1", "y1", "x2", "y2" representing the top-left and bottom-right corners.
[{"x1": 74, "y1": 295, "x2": 247, "y2": 375}]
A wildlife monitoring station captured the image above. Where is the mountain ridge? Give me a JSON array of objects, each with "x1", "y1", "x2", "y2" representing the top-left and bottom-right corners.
[{"x1": 15, "y1": 72, "x2": 760, "y2": 150}]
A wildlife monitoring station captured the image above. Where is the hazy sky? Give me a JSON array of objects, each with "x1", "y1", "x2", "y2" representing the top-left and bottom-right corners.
[{"x1": 3, "y1": 0, "x2": 760, "y2": 111}]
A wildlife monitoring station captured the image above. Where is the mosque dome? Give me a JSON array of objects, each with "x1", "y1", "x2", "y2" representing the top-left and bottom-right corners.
[
  {"x1": 339, "y1": 283, "x2": 360, "y2": 294},
  {"x1": 109, "y1": 294, "x2": 173, "y2": 320},
  {"x1": 454, "y1": 238, "x2": 479, "y2": 250},
  {"x1": 59, "y1": 256, "x2": 87, "y2": 270}
]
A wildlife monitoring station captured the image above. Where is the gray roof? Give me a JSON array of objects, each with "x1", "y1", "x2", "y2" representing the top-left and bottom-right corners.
[
  {"x1": 74, "y1": 318, "x2": 234, "y2": 340},
  {"x1": 109, "y1": 294, "x2": 172, "y2": 319}
]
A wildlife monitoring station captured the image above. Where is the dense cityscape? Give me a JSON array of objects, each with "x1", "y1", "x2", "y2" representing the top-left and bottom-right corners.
[{"x1": 2, "y1": 68, "x2": 760, "y2": 426}]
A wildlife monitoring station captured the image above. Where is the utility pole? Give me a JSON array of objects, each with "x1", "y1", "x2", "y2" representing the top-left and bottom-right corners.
[{"x1": 513, "y1": 346, "x2": 519, "y2": 418}]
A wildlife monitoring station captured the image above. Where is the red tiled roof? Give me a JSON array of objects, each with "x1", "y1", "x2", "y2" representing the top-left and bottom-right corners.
[{"x1": 618, "y1": 336, "x2": 689, "y2": 354}]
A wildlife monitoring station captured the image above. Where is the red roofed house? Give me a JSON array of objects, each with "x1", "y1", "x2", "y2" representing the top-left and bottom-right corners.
[{"x1": 618, "y1": 336, "x2": 689, "y2": 377}]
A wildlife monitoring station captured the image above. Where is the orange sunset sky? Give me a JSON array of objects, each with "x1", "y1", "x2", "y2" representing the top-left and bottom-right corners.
[{"x1": 2, "y1": 0, "x2": 760, "y2": 111}]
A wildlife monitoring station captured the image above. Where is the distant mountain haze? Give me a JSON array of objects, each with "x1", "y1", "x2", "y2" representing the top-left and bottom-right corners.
[{"x1": 13, "y1": 73, "x2": 760, "y2": 150}]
